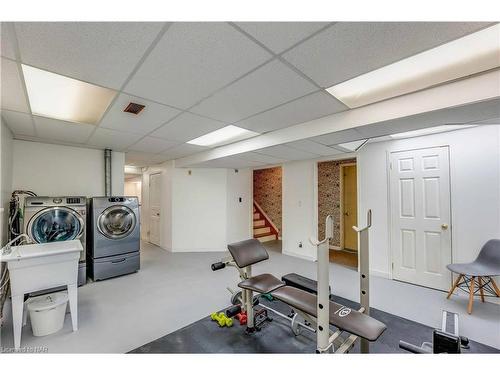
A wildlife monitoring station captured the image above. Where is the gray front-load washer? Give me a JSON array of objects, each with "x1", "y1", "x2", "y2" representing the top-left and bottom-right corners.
[{"x1": 88, "y1": 196, "x2": 140, "y2": 280}]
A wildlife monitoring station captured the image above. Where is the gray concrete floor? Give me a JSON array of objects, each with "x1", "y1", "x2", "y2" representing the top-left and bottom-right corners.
[{"x1": 1, "y1": 241, "x2": 499, "y2": 353}]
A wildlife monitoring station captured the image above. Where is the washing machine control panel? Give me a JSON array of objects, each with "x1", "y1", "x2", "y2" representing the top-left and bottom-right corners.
[{"x1": 108, "y1": 197, "x2": 126, "y2": 203}]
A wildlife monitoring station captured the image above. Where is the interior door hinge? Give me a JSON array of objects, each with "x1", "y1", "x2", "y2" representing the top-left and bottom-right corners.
[{"x1": 391, "y1": 262, "x2": 394, "y2": 270}]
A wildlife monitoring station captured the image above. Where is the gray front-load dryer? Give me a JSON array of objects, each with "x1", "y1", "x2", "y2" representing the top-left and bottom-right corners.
[{"x1": 88, "y1": 196, "x2": 140, "y2": 280}]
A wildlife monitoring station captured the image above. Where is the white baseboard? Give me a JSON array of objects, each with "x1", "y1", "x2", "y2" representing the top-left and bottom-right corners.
[
  {"x1": 370, "y1": 269, "x2": 390, "y2": 279},
  {"x1": 170, "y1": 247, "x2": 227, "y2": 253},
  {"x1": 282, "y1": 250, "x2": 316, "y2": 262}
]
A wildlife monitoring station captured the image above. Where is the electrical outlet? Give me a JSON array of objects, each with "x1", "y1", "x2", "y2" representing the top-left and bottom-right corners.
[{"x1": 298, "y1": 241, "x2": 303, "y2": 248}]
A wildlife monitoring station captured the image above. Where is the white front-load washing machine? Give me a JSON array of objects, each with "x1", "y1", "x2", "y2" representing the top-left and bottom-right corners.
[
  {"x1": 87, "y1": 196, "x2": 140, "y2": 281},
  {"x1": 23, "y1": 196, "x2": 87, "y2": 286}
]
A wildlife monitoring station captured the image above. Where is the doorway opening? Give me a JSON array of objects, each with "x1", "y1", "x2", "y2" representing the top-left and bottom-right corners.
[
  {"x1": 317, "y1": 158, "x2": 358, "y2": 269},
  {"x1": 124, "y1": 168, "x2": 143, "y2": 240},
  {"x1": 253, "y1": 166, "x2": 282, "y2": 253},
  {"x1": 148, "y1": 172, "x2": 162, "y2": 247}
]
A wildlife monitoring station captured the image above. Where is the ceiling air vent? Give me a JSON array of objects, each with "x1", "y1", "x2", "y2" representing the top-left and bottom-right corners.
[{"x1": 123, "y1": 102, "x2": 145, "y2": 115}]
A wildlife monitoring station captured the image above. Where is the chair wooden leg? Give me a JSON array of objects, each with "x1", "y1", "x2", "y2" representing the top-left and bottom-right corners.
[
  {"x1": 447, "y1": 274, "x2": 463, "y2": 299},
  {"x1": 467, "y1": 277, "x2": 475, "y2": 314},
  {"x1": 490, "y1": 278, "x2": 500, "y2": 297},
  {"x1": 478, "y1": 277, "x2": 485, "y2": 302}
]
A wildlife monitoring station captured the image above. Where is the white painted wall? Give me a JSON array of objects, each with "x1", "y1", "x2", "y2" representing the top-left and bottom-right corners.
[
  {"x1": 0, "y1": 119, "x2": 14, "y2": 246},
  {"x1": 12, "y1": 140, "x2": 124, "y2": 197},
  {"x1": 226, "y1": 168, "x2": 252, "y2": 244},
  {"x1": 171, "y1": 168, "x2": 227, "y2": 252},
  {"x1": 358, "y1": 125, "x2": 500, "y2": 278},
  {"x1": 141, "y1": 165, "x2": 252, "y2": 252},
  {"x1": 124, "y1": 178, "x2": 142, "y2": 203},
  {"x1": 282, "y1": 160, "x2": 318, "y2": 260}
]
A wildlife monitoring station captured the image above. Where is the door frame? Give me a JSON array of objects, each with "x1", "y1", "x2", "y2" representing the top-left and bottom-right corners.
[
  {"x1": 148, "y1": 172, "x2": 162, "y2": 246},
  {"x1": 314, "y1": 155, "x2": 359, "y2": 257},
  {"x1": 339, "y1": 162, "x2": 357, "y2": 251},
  {"x1": 251, "y1": 165, "x2": 284, "y2": 242},
  {"x1": 387, "y1": 145, "x2": 453, "y2": 286}
]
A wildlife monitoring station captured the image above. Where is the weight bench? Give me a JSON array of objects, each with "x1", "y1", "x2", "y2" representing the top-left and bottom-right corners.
[
  {"x1": 282, "y1": 273, "x2": 332, "y2": 298},
  {"x1": 232, "y1": 240, "x2": 386, "y2": 343},
  {"x1": 212, "y1": 211, "x2": 385, "y2": 353}
]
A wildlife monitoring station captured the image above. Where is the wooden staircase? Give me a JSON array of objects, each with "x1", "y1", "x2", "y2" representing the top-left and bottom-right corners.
[{"x1": 253, "y1": 204, "x2": 278, "y2": 243}]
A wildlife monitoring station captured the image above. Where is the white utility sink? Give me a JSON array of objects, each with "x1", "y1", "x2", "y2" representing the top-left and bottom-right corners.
[{"x1": 1, "y1": 240, "x2": 82, "y2": 349}]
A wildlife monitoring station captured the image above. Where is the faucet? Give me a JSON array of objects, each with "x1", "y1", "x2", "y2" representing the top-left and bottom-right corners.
[{"x1": 1, "y1": 234, "x2": 33, "y2": 256}]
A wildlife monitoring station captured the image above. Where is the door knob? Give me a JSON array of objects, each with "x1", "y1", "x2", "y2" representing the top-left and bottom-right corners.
[
  {"x1": 344, "y1": 212, "x2": 349, "y2": 216},
  {"x1": 441, "y1": 223, "x2": 449, "y2": 230}
]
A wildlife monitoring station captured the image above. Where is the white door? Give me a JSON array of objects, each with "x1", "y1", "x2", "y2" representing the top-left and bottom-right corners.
[
  {"x1": 149, "y1": 173, "x2": 161, "y2": 246},
  {"x1": 389, "y1": 146, "x2": 452, "y2": 291}
]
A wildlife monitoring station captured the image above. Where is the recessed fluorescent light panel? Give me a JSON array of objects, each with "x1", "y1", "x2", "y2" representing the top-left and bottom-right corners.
[
  {"x1": 390, "y1": 125, "x2": 475, "y2": 139},
  {"x1": 187, "y1": 125, "x2": 259, "y2": 147},
  {"x1": 326, "y1": 24, "x2": 500, "y2": 108},
  {"x1": 22, "y1": 64, "x2": 117, "y2": 125}
]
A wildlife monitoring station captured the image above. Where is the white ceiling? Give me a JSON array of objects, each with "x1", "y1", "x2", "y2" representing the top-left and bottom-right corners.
[
  {"x1": 282, "y1": 22, "x2": 493, "y2": 88},
  {"x1": 236, "y1": 91, "x2": 347, "y2": 133},
  {"x1": 189, "y1": 59, "x2": 319, "y2": 122},
  {"x1": 14, "y1": 22, "x2": 165, "y2": 89},
  {"x1": 1, "y1": 21, "x2": 496, "y2": 168}
]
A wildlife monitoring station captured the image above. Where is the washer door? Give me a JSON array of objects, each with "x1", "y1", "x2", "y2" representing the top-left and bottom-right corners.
[
  {"x1": 28, "y1": 207, "x2": 84, "y2": 243},
  {"x1": 98, "y1": 205, "x2": 136, "y2": 239}
]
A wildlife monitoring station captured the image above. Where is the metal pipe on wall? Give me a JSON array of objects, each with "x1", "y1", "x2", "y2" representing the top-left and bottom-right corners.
[{"x1": 104, "y1": 148, "x2": 112, "y2": 196}]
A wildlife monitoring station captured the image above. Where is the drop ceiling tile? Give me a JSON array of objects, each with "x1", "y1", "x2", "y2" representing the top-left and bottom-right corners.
[
  {"x1": 161, "y1": 143, "x2": 207, "y2": 160},
  {"x1": 151, "y1": 112, "x2": 226, "y2": 142},
  {"x1": 100, "y1": 93, "x2": 181, "y2": 135},
  {"x1": 195, "y1": 156, "x2": 265, "y2": 169},
  {"x1": 125, "y1": 151, "x2": 159, "y2": 166},
  {"x1": 1, "y1": 110, "x2": 35, "y2": 136},
  {"x1": 283, "y1": 22, "x2": 493, "y2": 87},
  {"x1": 255, "y1": 144, "x2": 318, "y2": 160},
  {"x1": 311, "y1": 129, "x2": 365, "y2": 146},
  {"x1": 286, "y1": 139, "x2": 344, "y2": 156},
  {"x1": 87, "y1": 127, "x2": 143, "y2": 151},
  {"x1": 236, "y1": 91, "x2": 347, "y2": 133},
  {"x1": 1, "y1": 58, "x2": 29, "y2": 113},
  {"x1": 336, "y1": 139, "x2": 368, "y2": 152},
  {"x1": 1, "y1": 23, "x2": 17, "y2": 59},
  {"x1": 236, "y1": 22, "x2": 330, "y2": 54},
  {"x1": 191, "y1": 60, "x2": 318, "y2": 123},
  {"x1": 125, "y1": 151, "x2": 156, "y2": 161},
  {"x1": 128, "y1": 136, "x2": 179, "y2": 153},
  {"x1": 15, "y1": 22, "x2": 164, "y2": 89},
  {"x1": 33, "y1": 116, "x2": 95, "y2": 144},
  {"x1": 124, "y1": 22, "x2": 272, "y2": 109},
  {"x1": 236, "y1": 151, "x2": 287, "y2": 164}
]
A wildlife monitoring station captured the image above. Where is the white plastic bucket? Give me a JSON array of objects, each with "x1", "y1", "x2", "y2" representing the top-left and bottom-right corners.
[{"x1": 27, "y1": 291, "x2": 68, "y2": 336}]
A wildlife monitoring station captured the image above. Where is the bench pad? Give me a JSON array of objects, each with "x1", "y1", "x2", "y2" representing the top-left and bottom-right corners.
[
  {"x1": 282, "y1": 272, "x2": 331, "y2": 296},
  {"x1": 238, "y1": 273, "x2": 286, "y2": 294},
  {"x1": 271, "y1": 286, "x2": 386, "y2": 341}
]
